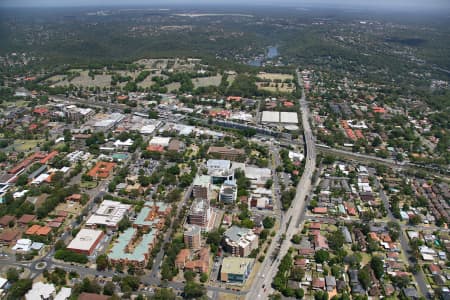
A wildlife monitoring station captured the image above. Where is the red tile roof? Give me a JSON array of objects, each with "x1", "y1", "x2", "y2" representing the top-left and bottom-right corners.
[
  {"x1": 40, "y1": 150, "x2": 58, "y2": 164},
  {"x1": 313, "y1": 207, "x2": 327, "y2": 214}
]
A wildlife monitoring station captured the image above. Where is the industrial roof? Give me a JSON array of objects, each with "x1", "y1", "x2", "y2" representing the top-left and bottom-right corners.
[
  {"x1": 261, "y1": 111, "x2": 279, "y2": 123},
  {"x1": 280, "y1": 112, "x2": 299, "y2": 124}
]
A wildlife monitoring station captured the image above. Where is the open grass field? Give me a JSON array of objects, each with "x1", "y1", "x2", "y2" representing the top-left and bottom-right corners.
[
  {"x1": 80, "y1": 181, "x2": 98, "y2": 189},
  {"x1": 9, "y1": 139, "x2": 44, "y2": 152},
  {"x1": 193, "y1": 75, "x2": 222, "y2": 88},
  {"x1": 256, "y1": 82, "x2": 296, "y2": 93},
  {"x1": 4, "y1": 100, "x2": 29, "y2": 108},
  {"x1": 165, "y1": 82, "x2": 181, "y2": 92},
  {"x1": 54, "y1": 70, "x2": 112, "y2": 88},
  {"x1": 257, "y1": 72, "x2": 294, "y2": 81}
]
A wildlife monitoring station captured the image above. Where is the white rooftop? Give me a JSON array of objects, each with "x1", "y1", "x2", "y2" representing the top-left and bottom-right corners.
[
  {"x1": 140, "y1": 124, "x2": 156, "y2": 134},
  {"x1": 149, "y1": 136, "x2": 171, "y2": 147},
  {"x1": 280, "y1": 112, "x2": 299, "y2": 124},
  {"x1": 114, "y1": 139, "x2": 133, "y2": 148},
  {"x1": 67, "y1": 229, "x2": 103, "y2": 252},
  {"x1": 54, "y1": 287, "x2": 72, "y2": 300},
  {"x1": 261, "y1": 111, "x2": 279, "y2": 123},
  {"x1": 86, "y1": 200, "x2": 131, "y2": 227},
  {"x1": 25, "y1": 282, "x2": 55, "y2": 300}
]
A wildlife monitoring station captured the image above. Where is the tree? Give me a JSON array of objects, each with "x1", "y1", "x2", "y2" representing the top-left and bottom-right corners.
[
  {"x1": 54, "y1": 239, "x2": 66, "y2": 251},
  {"x1": 206, "y1": 230, "x2": 222, "y2": 245},
  {"x1": 314, "y1": 249, "x2": 329, "y2": 264},
  {"x1": 184, "y1": 270, "x2": 196, "y2": 282},
  {"x1": 263, "y1": 217, "x2": 275, "y2": 229},
  {"x1": 370, "y1": 256, "x2": 384, "y2": 279},
  {"x1": 264, "y1": 179, "x2": 273, "y2": 189},
  {"x1": 118, "y1": 216, "x2": 132, "y2": 232},
  {"x1": 16, "y1": 174, "x2": 28, "y2": 186},
  {"x1": 291, "y1": 234, "x2": 301, "y2": 244},
  {"x1": 314, "y1": 290, "x2": 329, "y2": 300},
  {"x1": 409, "y1": 215, "x2": 422, "y2": 225},
  {"x1": 358, "y1": 267, "x2": 371, "y2": 290},
  {"x1": 96, "y1": 254, "x2": 109, "y2": 271},
  {"x1": 391, "y1": 274, "x2": 411, "y2": 288},
  {"x1": 183, "y1": 281, "x2": 206, "y2": 299},
  {"x1": 200, "y1": 272, "x2": 208, "y2": 283},
  {"x1": 103, "y1": 281, "x2": 115, "y2": 296},
  {"x1": 54, "y1": 249, "x2": 88, "y2": 264},
  {"x1": 7, "y1": 279, "x2": 32, "y2": 300},
  {"x1": 295, "y1": 288, "x2": 304, "y2": 299},
  {"x1": 290, "y1": 267, "x2": 305, "y2": 281},
  {"x1": 6, "y1": 268, "x2": 19, "y2": 283},
  {"x1": 328, "y1": 230, "x2": 345, "y2": 251},
  {"x1": 151, "y1": 288, "x2": 176, "y2": 300},
  {"x1": 120, "y1": 276, "x2": 140, "y2": 292}
]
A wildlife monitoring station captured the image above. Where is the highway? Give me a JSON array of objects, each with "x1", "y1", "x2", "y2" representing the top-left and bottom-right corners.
[{"x1": 246, "y1": 71, "x2": 316, "y2": 299}]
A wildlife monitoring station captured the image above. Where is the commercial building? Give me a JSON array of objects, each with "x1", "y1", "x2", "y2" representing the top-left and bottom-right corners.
[
  {"x1": 188, "y1": 199, "x2": 211, "y2": 228},
  {"x1": 207, "y1": 159, "x2": 234, "y2": 184},
  {"x1": 261, "y1": 111, "x2": 280, "y2": 123},
  {"x1": 207, "y1": 146, "x2": 245, "y2": 161},
  {"x1": 261, "y1": 111, "x2": 298, "y2": 124},
  {"x1": 220, "y1": 257, "x2": 254, "y2": 284},
  {"x1": 280, "y1": 112, "x2": 299, "y2": 124},
  {"x1": 149, "y1": 136, "x2": 171, "y2": 148},
  {"x1": 192, "y1": 175, "x2": 211, "y2": 199},
  {"x1": 168, "y1": 139, "x2": 185, "y2": 152},
  {"x1": 208, "y1": 146, "x2": 245, "y2": 161},
  {"x1": 184, "y1": 225, "x2": 202, "y2": 250},
  {"x1": 113, "y1": 139, "x2": 133, "y2": 150},
  {"x1": 64, "y1": 105, "x2": 94, "y2": 122},
  {"x1": 67, "y1": 229, "x2": 104, "y2": 256},
  {"x1": 245, "y1": 166, "x2": 271, "y2": 186},
  {"x1": 92, "y1": 112, "x2": 125, "y2": 132},
  {"x1": 219, "y1": 180, "x2": 238, "y2": 203},
  {"x1": 223, "y1": 226, "x2": 259, "y2": 257},
  {"x1": 85, "y1": 200, "x2": 131, "y2": 229}
]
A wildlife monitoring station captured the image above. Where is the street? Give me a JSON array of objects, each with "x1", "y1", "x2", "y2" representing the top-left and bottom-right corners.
[{"x1": 246, "y1": 70, "x2": 317, "y2": 299}]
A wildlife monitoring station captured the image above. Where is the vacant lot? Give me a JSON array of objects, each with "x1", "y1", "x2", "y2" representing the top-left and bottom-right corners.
[
  {"x1": 193, "y1": 75, "x2": 222, "y2": 88},
  {"x1": 55, "y1": 202, "x2": 83, "y2": 215},
  {"x1": 257, "y1": 72, "x2": 293, "y2": 81},
  {"x1": 257, "y1": 82, "x2": 295, "y2": 93},
  {"x1": 165, "y1": 82, "x2": 181, "y2": 92}
]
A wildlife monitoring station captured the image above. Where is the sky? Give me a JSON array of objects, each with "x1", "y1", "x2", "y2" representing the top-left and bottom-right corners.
[{"x1": 1, "y1": 0, "x2": 450, "y2": 11}]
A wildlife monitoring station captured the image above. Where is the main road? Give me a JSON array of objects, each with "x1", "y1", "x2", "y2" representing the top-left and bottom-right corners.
[{"x1": 246, "y1": 71, "x2": 316, "y2": 299}]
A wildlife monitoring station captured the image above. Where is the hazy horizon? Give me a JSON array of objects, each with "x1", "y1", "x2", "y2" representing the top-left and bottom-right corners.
[{"x1": 1, "y1": 0, "x2": 450, "y2": 12}]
